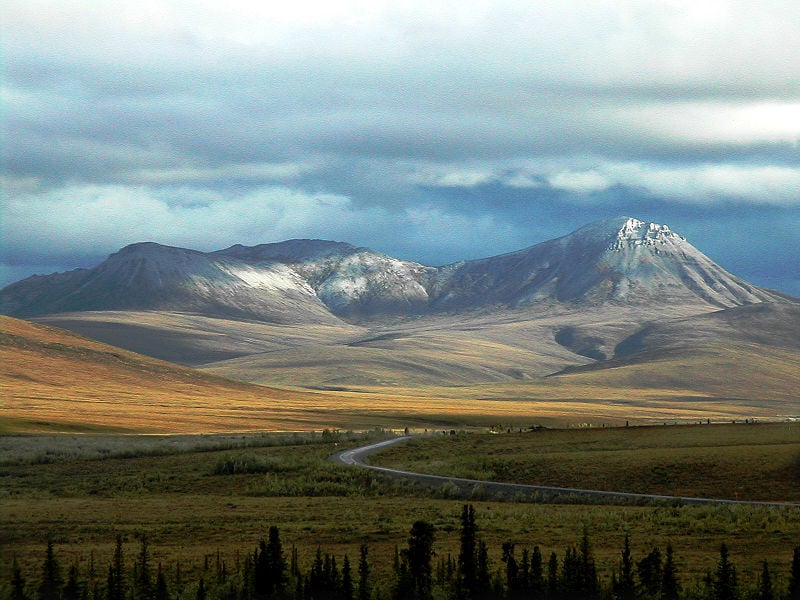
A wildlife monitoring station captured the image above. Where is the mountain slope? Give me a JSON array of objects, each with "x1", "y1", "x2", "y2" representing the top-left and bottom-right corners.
[
  {"x1": 429, "y1": 217, "x2": 783, "y2": 310},
  {"x1": 215, "y1": 240, "x2": 433, "y2": 317},
  {"x1": 1, "y1": 242, "x2": 343, "y2": 325},
  {"x1": 1, "y1": 217, "x2": 788, "y2": 325},
  {"x1": 615, "y1": 302, "x2": 800, "y2": 358},
  {"x1": 0, "y1": 315, "x2": 366, "y2": 432}
]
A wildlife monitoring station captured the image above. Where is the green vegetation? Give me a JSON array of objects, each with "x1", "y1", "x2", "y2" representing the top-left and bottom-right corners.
[
  {"x1": 371, "y1": 423, "x2": 800, "y2": 502},
  {"x1": 4, "y1": 506, "x2": 800, "y2": 599},
  {"x1": 2, "y1": 425, "x2": 798, "y2": 599}
]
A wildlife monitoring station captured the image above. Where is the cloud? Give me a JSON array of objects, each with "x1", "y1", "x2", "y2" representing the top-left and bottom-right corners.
[
  {"x1": 0, "y1": 184, "x2": 356, "y2": 261},
  {"x1": 547, "y1": 170, "x2": 613, "y2": 194},
  {"x1": 2, "y1": 0, "x2": 799, "y2": 294}
]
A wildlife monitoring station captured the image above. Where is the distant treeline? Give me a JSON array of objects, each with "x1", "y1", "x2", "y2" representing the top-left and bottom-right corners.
[{"x1": 7, "y1": 505, "x2": 800, "y2": 600}]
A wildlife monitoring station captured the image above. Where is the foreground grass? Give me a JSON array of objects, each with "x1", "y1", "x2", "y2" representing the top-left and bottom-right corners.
[
  {"x1": 371, "y1": 422, "x2": 800, "y2": 502},
  {"x1": 2, "y1": 428, "x2": 799, "y2": 595}
]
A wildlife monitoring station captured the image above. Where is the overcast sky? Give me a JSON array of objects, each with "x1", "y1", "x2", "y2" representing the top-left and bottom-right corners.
[{"x1": 2, "y1": 0, "x2": 799, "y2": 294}]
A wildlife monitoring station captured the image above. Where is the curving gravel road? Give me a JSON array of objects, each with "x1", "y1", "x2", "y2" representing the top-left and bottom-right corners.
[{"x1": 333, "y1": 436, "x2": 800, "y2": 508}]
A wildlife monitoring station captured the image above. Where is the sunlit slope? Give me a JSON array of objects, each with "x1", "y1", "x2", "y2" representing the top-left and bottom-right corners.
[
  {"x1": 203, "y1": 304, "x2": 708, "y2": 388},
  {"x1": 0, "y1": 316, "x2": 366, "y2": 433},
  {"x1": 34, "y1": 310, "x2": 365, "y2": 366},
  {"x1": 551, "y1": 342, "x2": 800, "y2": 407}
]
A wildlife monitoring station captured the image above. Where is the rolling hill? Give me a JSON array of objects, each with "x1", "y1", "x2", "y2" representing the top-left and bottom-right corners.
[{"x1": 1, "y1": 216, "x2": 797, "y2": 431}]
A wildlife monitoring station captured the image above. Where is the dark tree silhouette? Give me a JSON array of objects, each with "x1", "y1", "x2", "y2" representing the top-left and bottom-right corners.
[
  {"x1": 37, "y1": 540, "x2": 63, "y2": 600},
  {"x1": 713, "y1": 543, "x2": 738, "y2": 600},
  {"x1": 196, "y1": 577, "x2": 206, "y2": 600},
  {"x1": 457, "y1": 505, "x2": 477, "y2": 600},
  {"x1": 403, "y1": 520, "x2": 435, "y2": 600},
  {"x1": 547, "y1": 552, "x2": 558, "y2": 599},
  {"x1": 475, "y1": 540, "x2": 490, "y2": 599},
  {"x1": 134, "y1": 535, "x2": 153, "y2": 600},
  {"x1": 154, "y1": 563, "x2": 169, "y2": 600},
  {"x1": 790, "y1": 546, "x2": 800, "y2": 600},
  {"x1": 614, "y1": 534, "x2": 636, "y2": 600},
  {"x1": 342, "y1": 555, "x2": 354, "y2": 600},
  {"x1": 757, "y1": 561, "x2": 773, "y2": 600},
  {"x1": 107, "y1": 535, "x2": 126, "y2": 600},
  {"x1": 62, "y1": 564, "x2": 83, "y2": 600},
  {"x1": 637, "y1": 547, "x2": 662, "y2": 599},
  {"x1": 529, "y1": 546, "x2": 545, "y2": 599},
  {"x1": 358, "y1": 545, "x2": 371, "y2": 600},
  {"x1": 579, "y1": 528, "x2": 599, "y2": 599},
  {"x1": 660, "y1": 544, "x2": 679, "y2": 600},
  {"x1": 501, "y1": 543, "x2": 520, "y2": 598},
  {"x1": 10, "y1": 557, "x2": 29, "y2": 600}
]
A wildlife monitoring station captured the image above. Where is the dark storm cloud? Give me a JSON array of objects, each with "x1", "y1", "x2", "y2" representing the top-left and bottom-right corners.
[{"x1": 2, "y1": 0, "x2": 799, "y2": 292}]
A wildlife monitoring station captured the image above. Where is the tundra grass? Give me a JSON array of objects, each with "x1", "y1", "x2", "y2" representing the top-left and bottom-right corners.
[
  {"x1": 371, "y1": 422, "x2": 800, "y2": 502},
  {"x1": 2, "y1": 430, "x2": 798, "y2": 594}
]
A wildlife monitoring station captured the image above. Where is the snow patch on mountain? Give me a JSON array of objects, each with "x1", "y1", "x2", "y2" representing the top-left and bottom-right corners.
[{"x1": 217, "y1": 263, "x2": 316, "y2": 294}]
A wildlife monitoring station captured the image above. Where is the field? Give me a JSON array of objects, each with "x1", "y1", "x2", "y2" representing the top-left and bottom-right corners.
[
  {"x1": 3, "y1": 316, "x2": 800, "y2": 597},
  {"x1": 371, "y1": 422, "x2": 800, "y2": 502},
  {"x1": 2, "y1": 427, "x2": 799, "y2": 597}
]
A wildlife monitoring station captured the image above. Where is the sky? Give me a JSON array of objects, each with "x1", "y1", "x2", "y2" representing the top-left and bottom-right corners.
[{"x1": 2, "y1": 0, "x2": 799, "y2": 294}]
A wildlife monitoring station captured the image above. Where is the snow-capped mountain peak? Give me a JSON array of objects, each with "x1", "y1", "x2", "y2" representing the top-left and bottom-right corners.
[
  {"x1": 609, "y1": 217, "x2": 683, "y2": 250},
  {"x1": 0, "y1": 218, "x2": 791, "y2": 322}
]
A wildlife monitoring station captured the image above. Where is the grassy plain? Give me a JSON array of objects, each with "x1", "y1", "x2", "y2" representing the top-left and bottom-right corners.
[
  {"x1": 371, "y1": 423, "x2": 800, "y2": 502},
  {"x1": 2, "y1": 428, "x2": 799, "y2": 595}
]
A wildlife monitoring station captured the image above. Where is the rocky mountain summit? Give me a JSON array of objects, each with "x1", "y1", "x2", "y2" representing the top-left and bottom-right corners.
[{"x1": 0, "y1": 217, "x2": 789, "y2": 323}]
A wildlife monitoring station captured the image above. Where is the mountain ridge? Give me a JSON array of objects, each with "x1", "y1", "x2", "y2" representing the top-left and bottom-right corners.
[{"x1": 1, "y1": 216, "x2": 789, "y2": 323}]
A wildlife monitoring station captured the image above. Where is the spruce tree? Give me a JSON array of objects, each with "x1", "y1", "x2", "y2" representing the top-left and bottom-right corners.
[
  {"x1": 660, "y1": 544, "x2": 679, "y2": 600},
  {"x1": 10, "y1": 557, "x2": 29, "y2": 600},
  {"x1": 561, "y1": 546, "x2": 580, "y2": 599},
  {"x1": 579, "y1": 528, "x2": 599, "y2": 599},
  {"x1": 790, "y1": 547, "x2": 800, "y2": 600},
  {"x1": 266, "y1": 525, "x2": 287, "y2": 598},
  {"x1": 475, "y1": 541, "x2": 490, "y2": 600},
  {"x1": 637, "y1": 547, "x2": 662, "y2": 600},
  {"x1": 405, "y1": 520, "x2": 435, "y2": 600},
  {"x1": 457, "y1": 505, "x2": 477, "y2": 600},
  {"x1": 546, "y1": 552, "x2": 558, "y2": 599},
  {"x1": 501, "y1": 543, "x2": 519, "y2": 598},
  {"x1": 154, "y1": 564, "x2": 169, "y2": 600},
  {"x1": 757, "y1": 561, "x2": 773, "y2": 600},
  {"x1": 530, "y1": 546, "x2": 545, "y2": 599},
  {"x1": 342, "y1": 555, "x2": 354, "y2": 600},
  {"x1": 62, "y1": 564, "x2": 83, "y2": 600},
  {"x1": 712, "y1": 543, "x2": 738, "y2": 600},
  {"x1": 358, "y1": 545, "x2": 370, "y2": 600},
  {"x1": 196, "y1": 577, "x2": 206, "y2": 600},
  {"x1": 108, "y1": 535, "x2": 125, "y2": 600},
  {"x1": 613, "y1": 534, "x2": 636, "y2": 600},
  {"x1": 134, "y1": 535, "x2": 152, "y2": 600},
  {"x1": 37, "y1": 539, "x2": 63, "y2": 600},
  {"x1": 519, "y1": 549, "x2": 530, "y2": 595}
]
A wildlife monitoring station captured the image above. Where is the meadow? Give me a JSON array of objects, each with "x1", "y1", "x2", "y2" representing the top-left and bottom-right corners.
[
  {"x1": 370, "y1": 422, "x2": 800, "y2": 503},
  {"x1": 2, "y1": 425, "x2": 799, "y2": 598}
]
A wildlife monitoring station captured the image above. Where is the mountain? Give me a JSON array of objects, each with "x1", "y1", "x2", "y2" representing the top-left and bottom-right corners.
[
  {"x1": 0, "y1": 217, "x2": 788, "y2": 323},
  {"x1": 213, "y1": 240, "x2": 433, "y2": 317},
  {"x1": 3, "y1": 217, "x2": 798, "y2": 425},
  {"x1": 0, "y1": 242, "x2": 344, "y2": 325},
  {"x1": 429, "y1": 217, "x2": 783, "y2": 310}
]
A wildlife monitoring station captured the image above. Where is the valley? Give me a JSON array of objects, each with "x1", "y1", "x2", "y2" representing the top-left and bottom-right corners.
[{"x1": 2, "y1": 217, "x2": 798, "y2": 432}]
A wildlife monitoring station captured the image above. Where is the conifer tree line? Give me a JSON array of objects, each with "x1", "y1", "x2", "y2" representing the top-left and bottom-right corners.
[{"x1": 6, "y1": 506, "x2": 800, "y2": 600}]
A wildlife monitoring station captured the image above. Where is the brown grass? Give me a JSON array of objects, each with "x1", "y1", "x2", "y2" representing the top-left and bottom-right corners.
[{"x1": 2, "y1": 316, "x2": 797, "y2": 434}]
